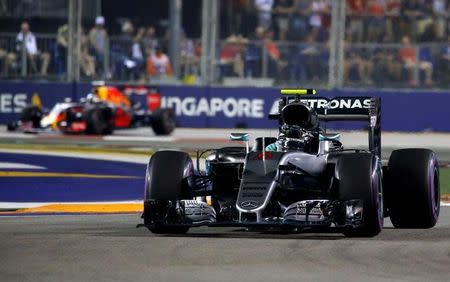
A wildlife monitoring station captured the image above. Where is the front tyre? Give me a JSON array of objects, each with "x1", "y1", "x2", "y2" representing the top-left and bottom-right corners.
[
  {"x1": 143, "y1": 203, "x2": 190, "y2": 234},
  {"x1": 387, "y1": 149, "x2": 439, "y2": 228},
  {"x1": 7, "y1": 121, "x2": 18, "y2": 131},
  {"x1": 151, "y1": 109, "x2": 175, "y2": 135},
  {"x1": 143, "y1": 151, "x2": 194, "y2": 234},
  {"x1": 337, "y1": 153, "x2": 383, "y2": 237}
]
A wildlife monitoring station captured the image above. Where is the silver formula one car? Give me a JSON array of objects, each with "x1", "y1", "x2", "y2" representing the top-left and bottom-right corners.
[{"x1": 141, "y1": 89, "x2": 440, "y2": 237}]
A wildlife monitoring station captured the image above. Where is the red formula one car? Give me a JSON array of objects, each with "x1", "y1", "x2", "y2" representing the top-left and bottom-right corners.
[{"x1": 7, "y1": 85, "x2": 175, "y2": 135}]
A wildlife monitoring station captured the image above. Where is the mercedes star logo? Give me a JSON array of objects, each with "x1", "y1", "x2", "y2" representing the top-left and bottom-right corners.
[{"x1": 241, "y1": 200, "x2": 259, "y2": 209}]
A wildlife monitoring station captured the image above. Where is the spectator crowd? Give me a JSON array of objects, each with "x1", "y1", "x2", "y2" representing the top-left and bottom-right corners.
[
  {"x1": 0, "y1": 17, "x2": 184, "y2": 82},
  {"x1": 223, "y1": 0, "x2": 450, "y2": 87},
  {"x1": 0, "y1": 0, "x2": 449, "y2": 88}
]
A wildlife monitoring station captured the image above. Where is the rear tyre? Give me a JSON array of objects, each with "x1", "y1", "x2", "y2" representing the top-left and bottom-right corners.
[
  {"x1": 151, "y1": 109, "x2": 175, "y2": 135},
  {"x1": 84, "y1": 107, "x2": 114, "y2": 135},
  {"x1": 337, "y1": 153, "x2": 383, "y2": 237},
  {"x1": 144, "y1": 151, "x2": 194, "y2": 234},
  {"x1": 387, "y1": 149, "x2": 439, "y2": 228}
]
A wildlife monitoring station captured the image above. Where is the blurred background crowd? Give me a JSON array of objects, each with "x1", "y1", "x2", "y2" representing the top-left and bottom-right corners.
[{"x1": 0, "y1": 0, "x2": 449, "y2": 89}]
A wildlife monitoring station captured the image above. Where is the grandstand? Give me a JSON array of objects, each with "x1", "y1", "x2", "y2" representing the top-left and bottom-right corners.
[{"x1": 0, "y1": 0, "x2": 449, "y2": 89}]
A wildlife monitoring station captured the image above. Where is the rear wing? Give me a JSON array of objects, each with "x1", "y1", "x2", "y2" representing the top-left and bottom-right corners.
[{"x1": 271, "y1": 91, "x2": 381, "y2": 158}]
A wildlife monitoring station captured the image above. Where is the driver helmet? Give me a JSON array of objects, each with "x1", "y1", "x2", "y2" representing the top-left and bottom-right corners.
[{"x1": 86, "y1": 93, "x2": 100, "y2": 103}]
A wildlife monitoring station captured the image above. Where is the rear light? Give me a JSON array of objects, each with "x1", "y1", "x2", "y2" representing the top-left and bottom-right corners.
[
  {"x1": 71, "y1": 121, "x2": 86, "y2": 132},
  {"x1": 257, "y1": 152, "x2": 272, "y2": 160}
]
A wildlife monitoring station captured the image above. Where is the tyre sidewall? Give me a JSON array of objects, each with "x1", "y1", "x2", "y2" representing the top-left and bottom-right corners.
[
  {"x1": 336, "y1": 153, "x2": 383, "y2": 237},
  {"x1": 151, "y1": 109, "x2": 175, "y2": 135},
  {"x1": 84, "y1": 107, "x2": 114, "y2": 135},
  {"x1": 20, "y1": 105, "x2": 42, "y2": 128},
  {"x1": 388, "y1": 149, "x2": 439, "y2": 228}
]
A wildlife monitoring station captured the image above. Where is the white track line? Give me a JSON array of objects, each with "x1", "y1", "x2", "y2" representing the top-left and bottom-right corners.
[
  {"x1": 103, "y1": 136, "x2": 176, "y2": 142},
  {"x1": 0, "y1": 201, "x2": 143, "y2": 209},
  {"x1": 441, "y1": 202, "x2": 450, "y2": 207},
  {"x1": 0, "y1": 162, "x2": 46, "y2": 169}
]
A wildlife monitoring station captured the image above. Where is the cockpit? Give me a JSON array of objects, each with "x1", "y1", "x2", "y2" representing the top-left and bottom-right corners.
[{"x1": 265, "y1": 101, "x2": 342, "y2": 154}]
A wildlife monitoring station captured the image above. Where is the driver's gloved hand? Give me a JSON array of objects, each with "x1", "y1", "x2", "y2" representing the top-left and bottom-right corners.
[
  {"x1": 265, "y1": 143, "x2": 278, "y2": 152},
  {"x1": 283, "y1": 127, "x2": 302, "y2": 139}
]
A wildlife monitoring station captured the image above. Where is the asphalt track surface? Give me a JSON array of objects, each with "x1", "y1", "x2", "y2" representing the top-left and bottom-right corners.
[
  {"x1": 0, "y1": 210, "x2": 449, "y2": 282},
  {"x1": 1, "y1": 128, "x2": 450, "y2": 281}
]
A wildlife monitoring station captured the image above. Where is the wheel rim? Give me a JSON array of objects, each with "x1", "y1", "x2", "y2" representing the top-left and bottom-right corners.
[
  {"x1": 431, "y1": 165, "x2": 440, "y2": 218},
  {"x1": 376, "y1": 171, "x2": 383, "y2": 228},
  {"x1": 372, "y1": 167, "x2": 383, "y2": 229},
  {"x1": 165, "y1": 112, "x2": 176, "y2": 132}
]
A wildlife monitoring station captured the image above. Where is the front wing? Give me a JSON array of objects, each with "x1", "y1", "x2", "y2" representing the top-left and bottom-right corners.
[{"x1": 142, "y1": 198, "x2": 365, "y2": 230}]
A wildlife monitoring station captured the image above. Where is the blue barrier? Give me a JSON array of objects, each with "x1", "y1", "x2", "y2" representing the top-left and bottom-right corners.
[
  {"x1": 1, "y1": 81, "x2": 450, "y2": 132},
  {"x1": 158, "y1": 86, "x2": 450, "y2": 131}
]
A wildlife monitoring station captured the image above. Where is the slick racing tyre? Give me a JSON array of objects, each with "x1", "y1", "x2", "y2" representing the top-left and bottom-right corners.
[
  {"x1": 151, "y1": 109, "x2": 175, "y2": 135},
  {"x1": 387, "y1": 149, "x2": 439, "y2": 228},
  {"x1": 20, "y1": 105, "x2": 43, "y2": 128},
  {"x1": 84, "y1": 107, "x2": 114, "y2": 135},
  {"x1": 337, "y1": 153, "x2": 383, "y2": 237},
  {"x1": 143, "y1": 151, "x2": 194, "y2": 234},
  {"x1": 6, "y1": 121, "x2": 18, "y2": 131}
]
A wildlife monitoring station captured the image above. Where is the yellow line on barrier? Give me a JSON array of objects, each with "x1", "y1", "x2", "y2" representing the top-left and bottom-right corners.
[
  {"x1": 13, "y1": 203, "x2": 143, "y2": 213},
  {"x1": 0, "y1": 171, "x2": 141, "y2": 179}
]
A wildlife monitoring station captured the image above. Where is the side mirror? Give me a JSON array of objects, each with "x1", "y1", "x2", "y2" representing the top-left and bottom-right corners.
[
  {"x1": 230, "y1": 133, "x2": 249, "y2": 141},
  {"x1": 230, "y1": 133, "x2": 250, "y2": 153}
]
